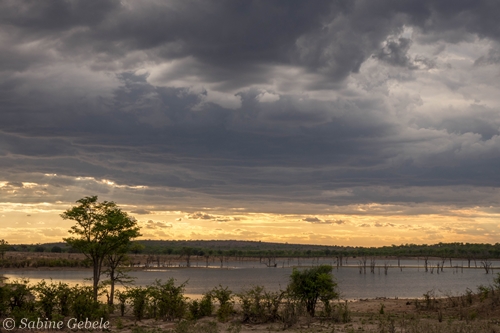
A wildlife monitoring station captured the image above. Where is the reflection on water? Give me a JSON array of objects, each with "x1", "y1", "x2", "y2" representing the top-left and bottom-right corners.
[{"x1": 3, "y1": 258, "x2": 498, "y2": 300}]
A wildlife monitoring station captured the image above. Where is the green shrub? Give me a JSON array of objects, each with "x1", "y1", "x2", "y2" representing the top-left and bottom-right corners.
[
  {"x1": 494, "y1": 273, "x2": 500, "y2": 290},
  {"x1": 56, "y1": 282, "x2": 71, "y2": 317},
  {"x1": 477, "y1": 284, "x2": 490, "y2": 301},
  {"x1": 187, "y1": 293, "x2": 213, "y2": 320},
  {"x1": 238, "y1": 285, "x2": 283, "y2": 323},
  {"x1": 278, "y1": 292, "x2": 303, "y2": 329},
  {"x1": 1, "y1": 280, "x2": 38, "y2": 325},
  {"x1": 199, "y1": 293, "x2": 214, "y2": 317},
  {"x1": 210, "y1": 285, "x2": 234, "y2": 322},
  {"x1": 69, "y1": 285, "x2": 106, "y2": 321},
  {"x1": 150, "y1": 279, "x2": 187, "y2": 321},
  {"x1": 0, "y1": 285, "x2": 8, "y2": 316},
  {"x1": 126, "y1": 286, "x2": 150, "y2": 321},
  {"x1": 116, "y1": 290, "x2": 128, "y2": 317},
  {"x1": 188, "y1": 299, "x2": 202, "y2": 320},
  {"x1": 287, "y1": 265, "x2": 338, "y2": 317},
  {"x1": 34, "y1": 280, "x2": 59, "y2": 319}
]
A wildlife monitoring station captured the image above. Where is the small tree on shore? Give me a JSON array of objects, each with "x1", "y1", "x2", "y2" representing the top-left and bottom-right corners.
[
  {"x1": 0, "y1": 239, "x2": 9, "y2": 259},
  {"x1": 288, "y1": 264, "x2": 338, "y2": 317},
  {"x1": 103, "y1": 243, "x2": 143, "y2": 305},
  {"x1": 62, "y1": 196, "x2": 141, "y2": 301}
]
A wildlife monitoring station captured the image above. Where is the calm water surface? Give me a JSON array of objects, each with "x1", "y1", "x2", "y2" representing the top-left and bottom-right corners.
[{"x1": 3, "y1": 258, "x2": 498, "y2": 300}]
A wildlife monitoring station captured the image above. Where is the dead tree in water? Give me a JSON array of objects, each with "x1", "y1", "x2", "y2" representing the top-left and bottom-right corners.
[
  {"x1": 204, "y1": 254, "x2": 210, "y2": 267},
  {"x1": 219, "y1": 256, "x2": 224, "y2": 268},
  {"x1": 424, "y1": 257, "x2": 429, "y2": 272},
  {"x1": 180, "y1": 247, "x2": 193, "y2": 267},
  {"x1": 370, "y1": 258, "x2": 376, "y2": 274},
  {"x1": 383, "y1": 261, "x2": 390, "y2": 275},
  {"x1": 481, "y1": 259, "x2": 492, "y2": 274},
  {"x1": 217, "y1": 250, "x2": 224, "y2": 268},
  {"x1": 362, "y1": 256, "x2": 367, "y2": 274},
  {"x1": 265, "y1": 255, "x2": 277, "y2": 267},
  {"x1": 336, "y1": 253, "x2": 345, "y2": 267},
  {"x1": 146, "y1": 254, "x2": 155, "y2": 268},
  {"x1": 156, "y1": 255, "x2": 161, "y2": 268}
]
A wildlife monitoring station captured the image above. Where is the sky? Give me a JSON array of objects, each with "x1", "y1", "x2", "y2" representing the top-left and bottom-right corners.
[{"x1": 1, "y1": 0, "x2": 500, "y2": 246}]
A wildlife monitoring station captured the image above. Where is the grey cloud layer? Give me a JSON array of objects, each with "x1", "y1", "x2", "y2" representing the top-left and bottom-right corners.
[{"x1": 1, "y1": 0, "x2": 500, "y2": 211}]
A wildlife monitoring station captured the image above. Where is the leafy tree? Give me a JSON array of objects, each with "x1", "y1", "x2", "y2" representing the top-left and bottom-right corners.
[
  {"x1": 0, "y1": 239, "x2": 9, "y2": 259},
  {"x1": 150, "y1": 278, "x2": 187, "y2": 321},
  {"x1": 102, "y1": 243, "x2": 143, "y2": 305},
  {"x1": 51, "y1": 246, "x2": 62, "y2": 253},
  {"x1": 62, "y1": 196, "x2": 141, "y2": 301},
  {"x1": 288, "y1": 265, "x2": 338, "y2": 317},
  {"x1": 210, "y1": 285, "x2": 234, "y2": 322},
  {"x1": 34, "y1": 245, "x2": 45, "y2": 252}
]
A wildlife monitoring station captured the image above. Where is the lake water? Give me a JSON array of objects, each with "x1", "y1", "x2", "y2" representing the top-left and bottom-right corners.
[{"x1": 3, "y1": 258, "x2": 498, "y2": 300}]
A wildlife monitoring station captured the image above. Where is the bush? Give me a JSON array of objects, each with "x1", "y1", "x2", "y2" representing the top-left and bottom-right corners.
[
  {"x1": 150, "y1": 279, "x2": 187, "y2": 321},
  {"x1": 33, "y1": 280, "x2": 59, "y2": 319},
  {"x1": 188, "y1": 293, "x2": 213, "y2": 320},
  {"x1": 51, "y1": 246, "x2": 62, "y2": 253},
  {"x1": 238, "y1": 285, "x2": 283, "y2": 323},
  {"x1": 56, "y1": 282, "x2": 71, "y2": 317},
  {"x1": 0, "y1": 285, "x2": 6, "y2": 316},
  {"x1": 34, "y1": 246, "x2": 45, "y2": 253},
  {"x1": 116, "y1": 290, "x2": 128, "y2": 317},
  {"x1": 126, "y1": 286, "x2": 150, "y2": 321},
  {"x1": 69, "y1": 285, "x2": 107, "y2": 321},
  {"x1": 278, "y1": 291, "x2": 304, "y2": 329},
  {"x1": 1, "y1": 279, "x2": 37, "y2": 325},
  {"x1": 199, "y1": 293, "x2": 214, "y2": 317},
  {"x1": 188, "y1": 300, "x2": 202, "y2": 320},
  {"x1": 333, "y1": 301, "x2": 351, "y2": 323},
  {"x1": 287, "y1": 265, "x2": 338, "y2": 317},
  {"x1": 210, "y1": 285, "x2": 234, "y2": 322},
  {"x1": 493, "y1": 273, "x2": 500, "y2": 290}
]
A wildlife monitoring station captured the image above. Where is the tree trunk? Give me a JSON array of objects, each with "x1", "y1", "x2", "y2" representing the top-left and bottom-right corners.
[
  {"x1": 109, "y1": 266, "x2": 116, "y2": 305},
  {"x1": 93, "y1": 261, "x2": 100, "y2": 301}
]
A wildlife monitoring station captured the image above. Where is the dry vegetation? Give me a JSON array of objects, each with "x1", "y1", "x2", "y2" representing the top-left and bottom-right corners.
[{"x1": 101, "y1": 293, "x2": 500, "y2": 333}]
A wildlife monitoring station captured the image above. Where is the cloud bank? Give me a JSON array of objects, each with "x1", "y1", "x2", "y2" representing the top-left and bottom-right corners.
[{"x1": 2, "y1": 1, "x2": 500, "y2": 244}]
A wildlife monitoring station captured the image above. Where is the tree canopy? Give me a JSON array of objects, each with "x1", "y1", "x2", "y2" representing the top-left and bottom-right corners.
[{"x1": 288, "y1": 265, "x2": 338, "y2": 317}]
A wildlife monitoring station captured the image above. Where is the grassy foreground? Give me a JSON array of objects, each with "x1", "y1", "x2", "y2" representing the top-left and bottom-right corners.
[
  {"x1": 2, "y1": 275, "x2": 500, "y2": 333},
  {"x1": 105, "y1": 293, "x2": 500, "y2": 333}
]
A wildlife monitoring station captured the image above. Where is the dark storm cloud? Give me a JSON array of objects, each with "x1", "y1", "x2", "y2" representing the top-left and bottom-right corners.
[
  {"x1": 2, "y1": 0, "x2": 500, "y2": 80},
  {"x1": 2, "y1": 0, "x2": 500, "y2": 212},
  {"x1": 373, "y1": 37, "x2": 436, "y2": 70}
]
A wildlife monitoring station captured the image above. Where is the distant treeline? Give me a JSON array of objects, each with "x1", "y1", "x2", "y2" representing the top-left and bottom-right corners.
[
  {"x1": 0, "y1": 257, "x2": 91, "y2": 269},
  {"x1": 5, "y1": 241, "x2": 500, "y2": 260}
]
